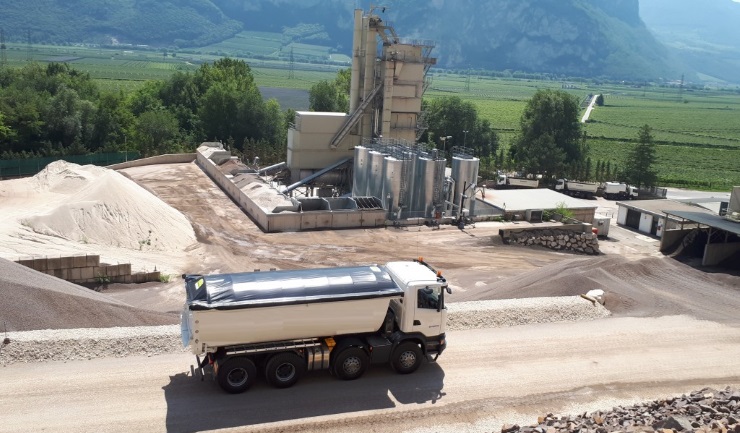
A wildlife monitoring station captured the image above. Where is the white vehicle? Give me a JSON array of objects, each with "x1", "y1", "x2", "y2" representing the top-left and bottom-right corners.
[
  {"x1": 496, "y1": 174, "x2": 539, "y2": 189},
  {"x1": 555, "y1": 179, "x2": 599, "y2": 199},
  {"x1": 602, "y1": 182, "x2": 638, "y2": 200},
  {"x1": 181, "y1": 259, "x2": 450, "y2": 393}
]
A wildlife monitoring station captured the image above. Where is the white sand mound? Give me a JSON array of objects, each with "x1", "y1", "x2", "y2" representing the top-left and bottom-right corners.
[{"x1": 20, "y1": 161, "x2": 195, "y2": 252}]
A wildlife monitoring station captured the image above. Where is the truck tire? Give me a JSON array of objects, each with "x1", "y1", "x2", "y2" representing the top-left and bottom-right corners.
[
  {"x1": 332, "y1": 347, "x2": 369, "y2": 381},
  {"x1": 264, "y1": 352, "x2": 305, "y2": 389},
  {"x1": 217, "y1": 356, "x2": 257, "y2": 394},
  {"x1": 391, "y1": 341, "x2": 423, "y2": 374}
]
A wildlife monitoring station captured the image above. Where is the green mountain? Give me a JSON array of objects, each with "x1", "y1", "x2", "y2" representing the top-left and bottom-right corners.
[
  {"x1": 0, "y1": 0, "x2": 680, "y2": 81},
  {"x1": 640, "y1": 0, "x2": 740, "y2": 84},
  {"x1": 0, "y1": 0, "x2": 242, "y2": 47}
]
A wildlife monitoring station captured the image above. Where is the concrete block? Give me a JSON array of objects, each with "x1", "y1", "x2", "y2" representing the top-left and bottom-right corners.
[
  {"x1": 48, "y1": 257, "x2": 62, "y2": 270},
  {"x1": 120, "y1": 264, "x2": 131, "y2": 275},
  {"x1": 53, "y1": 269, "x2": 64, "y2": 279},
  {"x1": 123, "y1": 275, "x2": 132, "y2": 284},
  {"x1": 80, "y1": 267, "x2": 95, "y2": 281},
  {"x1": 33, "y1": 258, "x2": 48, "y2": 271},
  {"x1": 147, "y1": 272, "x2": 161, "y2": 282},
  {"x1": 73, "y1": 256, "x2": 87, "y2": 268},
  {"x1": 17, "y1": 259, "x2": 34, "y2": 268},
  {"x1": 60, "y1": 256, "x2": 73, "y2": 269},
  {"x1": 70, "y1": 268, "x2": 82, "y2": 281},
  {"x1": 86, "y1": 255, "x2": 100, "y2": 267}
]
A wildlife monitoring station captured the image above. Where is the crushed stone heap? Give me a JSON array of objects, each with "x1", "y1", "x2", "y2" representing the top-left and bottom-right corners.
[{"x1": 0, "y1": 257, "x2": 177, "y2": 332}]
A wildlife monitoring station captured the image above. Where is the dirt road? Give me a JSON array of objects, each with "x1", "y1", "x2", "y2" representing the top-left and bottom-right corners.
[{"x1": 2, "y1": 316, "x2": 739, "y2": 433}]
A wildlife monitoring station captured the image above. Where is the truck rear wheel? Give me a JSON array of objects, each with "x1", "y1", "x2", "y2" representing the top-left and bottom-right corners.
[
  {"x1": 264, "y1": 352, "x2": 305, "y2": 389},
  {"x1": 332, "y1": 347, "x2": 369, "y2": 380},
  {"x1": 391, "y1": 342, "x2": 423, "y2": 374},
  {"x1": 217, "y1": 356, "x2": 257, "y2": 394}
]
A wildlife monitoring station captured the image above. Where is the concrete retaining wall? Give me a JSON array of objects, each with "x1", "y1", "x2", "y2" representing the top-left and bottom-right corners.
[
  {"x1": 107, "y1": 153, "x2": 196, "y2": 170},
  {"x1": 704, "y1": 242, "x2": 740, "y2": 266},
  {"x1": 15, "y1": 255, "x2": 160, "y2": 284},
  {"x1": 196, "y1": 144, "x2": 386, "y2": 233}
]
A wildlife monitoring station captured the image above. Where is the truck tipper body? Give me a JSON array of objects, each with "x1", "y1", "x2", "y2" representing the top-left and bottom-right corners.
[
  {"x1": 496, "y1": 174, "x2": 539, "y2": 189},
  {"x1": 555, "y1": 179, "x2": 599, "y2": 199},
  {"x1": 602, "y1": 182, "x2": 638, "y2": 200},
  {"x1": 181, "y1": 259, "x2": 449, "y2": 393}
]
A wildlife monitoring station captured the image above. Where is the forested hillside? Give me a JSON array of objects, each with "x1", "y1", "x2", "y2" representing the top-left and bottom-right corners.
[
  {"x1": 0, "y1": 0, "x2": 242, "y2": 46},
  {"x1": 0, "y1": 0, "x2": 677, "y2": 80}
]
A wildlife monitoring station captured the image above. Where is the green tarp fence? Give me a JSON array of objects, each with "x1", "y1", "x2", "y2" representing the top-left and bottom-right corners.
[{"x1": 0, "y1": 152, "x2": 140, "y2": 178}]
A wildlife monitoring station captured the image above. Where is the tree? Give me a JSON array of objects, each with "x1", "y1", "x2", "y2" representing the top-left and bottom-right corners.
[
  {"x1": 423, "y1": 96, "x2": 498, "y2": 160},
  {"x1": 508, "y1": 89, "x2": 584, "y2": 179},
  {"x1": 595, "y1": 94, "x2": 605, "y2": 106},
  {"x1": 134, "y1": 110, "x2": 179, "y2": 156},
  {"x1": 0, "y1": 112, "x2": 10, "y2": 141},
  {"x1": 309, "y1": 80, "x2": 338, "y2": 112},
  {"x1": 623, "y1": 124, "x2": 658, "y2": 188}
]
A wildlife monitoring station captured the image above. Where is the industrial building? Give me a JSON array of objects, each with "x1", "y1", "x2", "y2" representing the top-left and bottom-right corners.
[
  {"x1": 618, "y1": 187, "x2": 740, "y2": 267},
  {"x1": 478, "y1": 188, "x2": 599, "y2": 224}
]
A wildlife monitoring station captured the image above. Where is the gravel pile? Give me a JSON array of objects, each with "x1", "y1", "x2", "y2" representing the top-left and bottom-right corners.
[
  {"x1": 0, "y1": 257, "x2": 178, "y2": 332},
  {"x1": 447, "y1": 296, "x2": 609, "y2": 331},
  {"x1": 1, "y1": 296, "x2": 607, "y2": 366},
  {"x1": 500, "y1": 387, "x2": 740, "y2": 433}
]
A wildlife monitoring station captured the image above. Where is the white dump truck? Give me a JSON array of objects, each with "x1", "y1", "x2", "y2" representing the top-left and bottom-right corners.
[
  {"x1": 555, "y1": 179, "x2": 599, "y2": 199},
  {"x1": 602, "y1": 182, "x2": 638, "y2": 200},
  {"x1": 496, "y1": 174, "x2": 539, "y2": 189},
  {"x1": 181, "y1": 259, "x2": 450, "y2": 393}
]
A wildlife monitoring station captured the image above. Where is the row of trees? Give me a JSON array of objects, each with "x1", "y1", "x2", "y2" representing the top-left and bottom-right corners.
[
  {"x1": 308, "y1": 74, "x2": 658, "y2": 187},
  {"x1": 0, "y1": 59, "x2": 294, "y2": 164}
]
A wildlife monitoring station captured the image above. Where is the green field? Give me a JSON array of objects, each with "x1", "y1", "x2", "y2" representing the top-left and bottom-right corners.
[{"x1": 2, "y1": 42, "x2": 739, "y2": 190}]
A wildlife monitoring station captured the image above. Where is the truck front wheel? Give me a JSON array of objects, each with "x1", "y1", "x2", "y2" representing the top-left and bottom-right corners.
[
  {"x1": 265, "y1": 352, "x2": 305, "y2": 389},
  {"x1": 217, "y1": 357, "x2": 257, "y2": 394},
  {"x1": 391, "y1": 342, "x2": 423, "y2": 374},
  {"x1": 333, "y1": 347, "x2": 369, "y2": 380}
]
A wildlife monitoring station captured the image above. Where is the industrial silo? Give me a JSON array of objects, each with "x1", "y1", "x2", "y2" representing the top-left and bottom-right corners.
[
  {"x1": 400, "y1": 150, "x2": 417, "y2": 216},
  {"x1": 367, "y1": 150, "x2": 386, "y2": 199},
  {"x1": 412, "y1": 155, "x2": 437, "y2": 218},
  {"x1": 382, "y1": 156, "x2": 403, "y2": 218},
  {"x1": 451, "y1": 156, "x2": 480, "y2": 216},
  {"x1": 352, "y1": 146, "x2": 370, "y2": 197}
]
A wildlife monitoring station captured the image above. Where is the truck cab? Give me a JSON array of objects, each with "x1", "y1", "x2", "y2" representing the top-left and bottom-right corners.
[{"x1": 385, "y1": 261, "x2": 448, "y2": 338}]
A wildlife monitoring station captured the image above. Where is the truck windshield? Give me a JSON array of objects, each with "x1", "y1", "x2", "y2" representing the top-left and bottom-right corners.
[{"x1": 417, "y1": 285, "x2": 442, "y2": 310}]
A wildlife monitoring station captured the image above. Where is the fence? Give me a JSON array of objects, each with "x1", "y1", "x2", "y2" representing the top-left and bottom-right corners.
[{"x1": 0, "y1": 152, "x2": 141, "y2": 179}]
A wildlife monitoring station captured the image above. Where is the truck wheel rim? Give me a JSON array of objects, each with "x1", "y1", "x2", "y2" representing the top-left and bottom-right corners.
[
  {"x1": 227, "y1": 368, "x2": 248, "y2": 387},
  {"x1": 275, "y1": 362, "x2": 296, "y2": 381},
  {"x1": 399, "y1": 351, "x2": 417, "y2": 369},
  {"x1": 343, "y1": 356, "x2": 361, "y2": 375}
]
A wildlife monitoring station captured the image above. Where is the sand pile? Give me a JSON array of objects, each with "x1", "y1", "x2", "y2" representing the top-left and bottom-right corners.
[
  {"x1": 465, "y1": 256, "x2": 740, "y2": 322},
  {"x1": 21, "y1": 161, "x2": 195, "y2": 251},
  {"x1": 0, "y1": 257, "x2": 178, "y2": 332}
]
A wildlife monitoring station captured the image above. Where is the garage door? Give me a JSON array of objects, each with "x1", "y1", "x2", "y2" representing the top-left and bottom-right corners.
[{"x1": 626, "y1": 209, "x2": 641, "y2": 229}]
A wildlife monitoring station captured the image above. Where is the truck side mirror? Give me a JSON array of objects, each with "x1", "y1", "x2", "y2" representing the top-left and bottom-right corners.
[{"x1": 445, "y1": 286, "x2": 452, "y2": 294}]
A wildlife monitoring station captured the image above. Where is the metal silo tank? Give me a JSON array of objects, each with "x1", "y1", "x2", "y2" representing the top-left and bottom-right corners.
[
  {"x1": 412, "y1": 156, "x2": 436, "y2": 217},
  {"x1": 367, "y1": 151, "x2": 386, "y2": 199},
  {"x1": 352, "y1": 146, "x2": 369, "y2": 197},
  {"x1": 400, "y1": 151, "x2": 417, "y2": 215},
  {"x1": 382, "y1": 156, "x2": 403, "y2": 217},
  {"x1": 451, "y1": 156, "x2": 480, "y2": 215}
]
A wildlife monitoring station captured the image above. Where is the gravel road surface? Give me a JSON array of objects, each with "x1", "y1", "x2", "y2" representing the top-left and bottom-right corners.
[{"x1": 2, "y1": 316, "x2": 739, "y2": 433}]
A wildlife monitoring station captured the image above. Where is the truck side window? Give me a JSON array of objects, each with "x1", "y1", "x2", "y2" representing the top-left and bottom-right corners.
[{"x1": 417, "y1": 286, "x2": 439, "y2": 310}]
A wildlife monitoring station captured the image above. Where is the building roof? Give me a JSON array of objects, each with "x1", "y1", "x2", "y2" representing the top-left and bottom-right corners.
[
  {"x1": 663, "y1": 210, "x2": 740, "y2": 236},
  {"x1": 296, "y1": 111, "x2": 347, "y2": 117},
  {"x1": 616, "y1": 199, "x2": 716, "y2": 216},
  {"x1": 481, "y1": 188, "x2": 598, "y2": 211}
]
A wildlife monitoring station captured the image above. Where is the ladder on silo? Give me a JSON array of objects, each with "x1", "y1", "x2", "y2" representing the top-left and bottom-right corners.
[
  {"x1": 432, "y1": 159, "x2": 444, "y2": 206},
  {"x1": 329, "y1": 83, "x2": 384, "y2": 149}
]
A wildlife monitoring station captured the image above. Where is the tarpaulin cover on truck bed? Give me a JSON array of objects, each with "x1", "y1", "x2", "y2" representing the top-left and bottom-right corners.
[{"x1": 184, "y1": 266, "x2": 403, "y2": 310}]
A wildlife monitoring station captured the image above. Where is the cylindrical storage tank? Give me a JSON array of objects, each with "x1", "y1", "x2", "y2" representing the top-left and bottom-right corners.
[
  {"x1": 400, "y1": 151, "x2": 417, "y2": 214},
  {"x1": 411, "y1": 156, "x2": 436, "y2": 217},
  {"x1": 382, "y1": 156, "x2": 403, "y2": 218},
  {"x1": 352, "y1": 146, "x2": 370, "y2": 197},
  {"x1": 451, "y1": 156, "x2": 480, "y2": 216},
  {"x1": 433, "y1": 159, "x2": 446, "y2": 207},
  {"x1": 367, "y1": 151, "x2": 386, "y2": 199}
]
